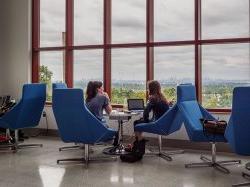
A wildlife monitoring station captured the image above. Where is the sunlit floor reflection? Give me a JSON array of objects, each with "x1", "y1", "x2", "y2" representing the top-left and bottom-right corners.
[
  {"x1": 110, "y1": 174, "x2": 134, "y2": 184},
  {"x1": 183, "y1": 183, "x2": 196, "y2": 187},
  {"x1": 110, "y1": 165, "x2": 135, "y2": 184},
  {"x1": 39, "y1": 165, "x2": 65, "y2": 187}
]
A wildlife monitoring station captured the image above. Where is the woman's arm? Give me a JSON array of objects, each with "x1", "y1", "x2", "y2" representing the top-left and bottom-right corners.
[
  {"x1": 143, "y1": 99, "x2": 154, "y2": 122},
  {"x1": 103, "y1": 92, "x2": 112, "y2": 115},
  {"x1": 105, "y1": 104, "x2": 112, "y2": 115}
]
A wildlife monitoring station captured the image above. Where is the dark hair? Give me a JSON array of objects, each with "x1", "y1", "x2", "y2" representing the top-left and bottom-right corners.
[
  {"x1": 148, "y1": 80, "x2": 167, "y2": 103},
  {"x1": 86, "y1": 81, "x2": 103, "y2": 102}
]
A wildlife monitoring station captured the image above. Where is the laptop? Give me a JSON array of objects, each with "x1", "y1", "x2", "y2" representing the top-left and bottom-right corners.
[{"x1": 127, "y1": 99, "x2": 144, "y2": 112}]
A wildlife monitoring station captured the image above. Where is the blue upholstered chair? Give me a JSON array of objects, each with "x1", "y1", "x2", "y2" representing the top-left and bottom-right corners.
[
  {"x1": 52, "y1": 83, "x2": 80, "y2": 152},
  {"x1": 0, "y1": 83, "x2": 46, "y2": 151},
  {"x1": 52, "y1": 88, "x2": 117, "y2": 166},
  {"x1": 177, "y1": 84, "x2": 240, "y2": 173},
  {"x1": 225, "y1": 87, "x2": 250, "y2": 186},
  {"x1": 134, "y1": 104, "x2": 184, "y2": 161}
]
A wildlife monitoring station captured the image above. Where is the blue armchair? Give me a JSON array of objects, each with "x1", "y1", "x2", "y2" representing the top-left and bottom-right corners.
[
  {"x1": 177, "y1": 84, "x2": 240, "y2": 173},
  {"x1": 52, "y1": 88, "x2": 117, "y2": 166},
  {"x1": 52, "y1": 83, "x2": 67, "y2": 90},
  {"x1": 0, "y1": 83, "x2": 46, "y2": 151},
  {"x1": 225, "y1": 87, "x2": 250, "y2": 186},
  {"x1": 52, "y1": 83, "x2": 80, "y2": 152},
  {"x1": 134, "y1": 104, "x2": 184, "y2": 161}
]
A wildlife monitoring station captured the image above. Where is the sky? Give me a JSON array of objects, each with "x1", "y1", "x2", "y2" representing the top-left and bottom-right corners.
[{"x1": 39, "y1": 0, "x2": 250, "y2": 83}]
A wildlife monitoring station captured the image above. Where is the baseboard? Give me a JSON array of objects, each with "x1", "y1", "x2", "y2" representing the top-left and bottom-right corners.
[
  {"x1": 24, "y1": 128, "x2": 59, "y2": 137},
  {"x1": 24, "y1": 128, "x2": 232, "y2": 153}
]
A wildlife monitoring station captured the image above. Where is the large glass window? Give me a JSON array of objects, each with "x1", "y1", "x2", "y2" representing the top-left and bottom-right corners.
[
  {"x1": 154, "y1": 46, "x2": 195, "y2": 101},
  {"x1": 74, "y1": 0, "x2": 103, "y2": 45},
  {"x1": 111, "y1": 48, "x2": 146, "y2": 104},
  {"x1": 154, "y1": 0, "x2": 194, "y2": 42},
  {"x1": 74, "y1": 50, "x2": 103, "y2": 91},
  {"x1": 202, "y1": 0, "x2": 250, "y2": 39},
  {"x1": 39, "y1": 51, "x2": 64, "y2": 101},
  {"x1": 40, "y1": 0, "x2": 65, "y2": 47},
  {"x1": 202, "y1": 44, "x2": 250, "y2": 108},
  {"x1": 112, "y1": 0, "x2": 146, "y2": 43},
  {"x1": 34, "y1": 0, "x2": 250, "y2": 110}
]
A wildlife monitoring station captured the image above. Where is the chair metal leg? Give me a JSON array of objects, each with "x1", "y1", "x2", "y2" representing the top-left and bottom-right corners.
[
  {"x1": 243, "y1": 172, "x2": 250, "y2": 179},
  {"x1": 185, "y1": 143, "x2": 241, "y2": 174},
  {"x1": 57, "y1": 158, "x2": 86, "y2": 164},
  {"x1": 84, "y1": 144, "x2": 89, "y2": 166},
  {"x1": 59, "y1": 145, "x2": 81, "y2": 151},
  {"x1": 232, "y1": 182, "x2": 250, "y2": 187},
  {"x1": 146, "y1": 135, "x2": 184, "y2": 162}
]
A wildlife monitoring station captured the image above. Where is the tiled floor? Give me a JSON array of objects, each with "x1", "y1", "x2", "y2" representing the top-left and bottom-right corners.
[{"x1": 0, "y1": 137, "x2": 249, "y2": 187}]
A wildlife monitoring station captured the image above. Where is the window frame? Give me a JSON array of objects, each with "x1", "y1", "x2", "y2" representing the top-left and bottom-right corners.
[{"x1": 32, "y1": 0, "x2": 250, "y2": 112}]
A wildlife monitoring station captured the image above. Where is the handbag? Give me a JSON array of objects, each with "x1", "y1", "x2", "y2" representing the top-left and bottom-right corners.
[{"x1": 200, "y1": 118, "x2": 227, "y2": 135}]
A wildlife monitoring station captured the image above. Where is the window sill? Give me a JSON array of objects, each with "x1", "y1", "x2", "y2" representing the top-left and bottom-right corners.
[
  {"x1": 207, "y1": 108, "x2": 231, "y2": 114},
  {"x1": 45, "y1": 102, "x2": 124, "y2": 109},
  {"x1": 45, "y1": 101, "x2": 231, "y2": 114}
]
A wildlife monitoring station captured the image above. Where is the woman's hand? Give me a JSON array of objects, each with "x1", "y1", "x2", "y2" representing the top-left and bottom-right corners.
[{"x1": 103, "y1": 92, "x2": 110, "y2": 100}]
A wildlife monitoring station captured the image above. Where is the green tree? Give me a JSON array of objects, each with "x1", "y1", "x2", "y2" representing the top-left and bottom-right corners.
[
  {"x1": 39, "y1": 65, "x2": 53, "y2": 101},
  {"x1": 39, "y1": 65, "x2": 53, "y2": 84},
  {"x1": 163, "y1": 87, "x2": 176, "y2": 101}
]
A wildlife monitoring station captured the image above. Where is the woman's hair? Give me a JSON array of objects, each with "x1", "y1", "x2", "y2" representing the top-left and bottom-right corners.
[
  {"x1": 148, "y1": 80, "x2": 167, "y2": 103},
  {"x1": 86, "y1": 81, "x2": 103, "y2": 102}
]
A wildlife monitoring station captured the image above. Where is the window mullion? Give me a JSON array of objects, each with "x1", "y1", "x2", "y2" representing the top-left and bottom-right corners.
[
  {"x1": 65, "y1": 0, "x2": 74, "y2": 87},
  {"x1": 195, "y1": 0, "x2": 202, "y2": 102},
  {"x1": 104, "y1": 0, "x2": 112, "y2": 96}
]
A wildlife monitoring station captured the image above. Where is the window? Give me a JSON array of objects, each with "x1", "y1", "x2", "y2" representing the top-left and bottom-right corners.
[
  {"x1": 202, "y1": 44, "x2": 250, "y2": 108},
  {"x1": 154, "y1": 46, "x2": 195, "y2": 101},
  {"x1": 111, "y1": 48, "x2": 146, "y2": 104},
  {"x1": 74, "y1": 50, "x2": 103, "y2": 91},
  {"x1": 33, "y1": 0, "x2": 250, "y2": 111},
  {"x1": 40, "y1": 0, "x2": 65, "y2": 47},
  {"x1": 39, "y1": 51, "x2": 64, "y2": 101},
  {"x1": 154, "y1": 0, "x2": 194, "y2": 41},
  {"x1": 74, "y1": 0, "x2": 103, "y2": 45},
  {"x1": 202, "y1": 0, "x2": 249, "y2": 39},
  {"x1": 112, "y1": 0, "x2": 146, "y2": 43}
]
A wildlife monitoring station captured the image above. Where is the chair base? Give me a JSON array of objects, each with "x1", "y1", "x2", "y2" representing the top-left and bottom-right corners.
[
  {"x1": 185, "y1": 155, "x2": 241, "y2": 174},
  {"x1": 57, "y1": 144, "x2": 117, "y2": 167},
  {"x1": 146, "y1": 135, "x2": 184, "y2": 161},
  {"x1": 57, "y1": 156, "x2": 117, "y2": 164},
  {"x1": 0, "y1": 130, "x2": 43, "y2": 152},
  {"x1": 185, "y1": 142, "x2": 241, "y2": 174},
  {"x1": 0, "y1": 142, "x2": 43, "y2": 152}
]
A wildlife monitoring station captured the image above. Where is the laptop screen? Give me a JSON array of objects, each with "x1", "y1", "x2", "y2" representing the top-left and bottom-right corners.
[{"x1": 127, "y1": 99, "x2": 144, "y2": 111}]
